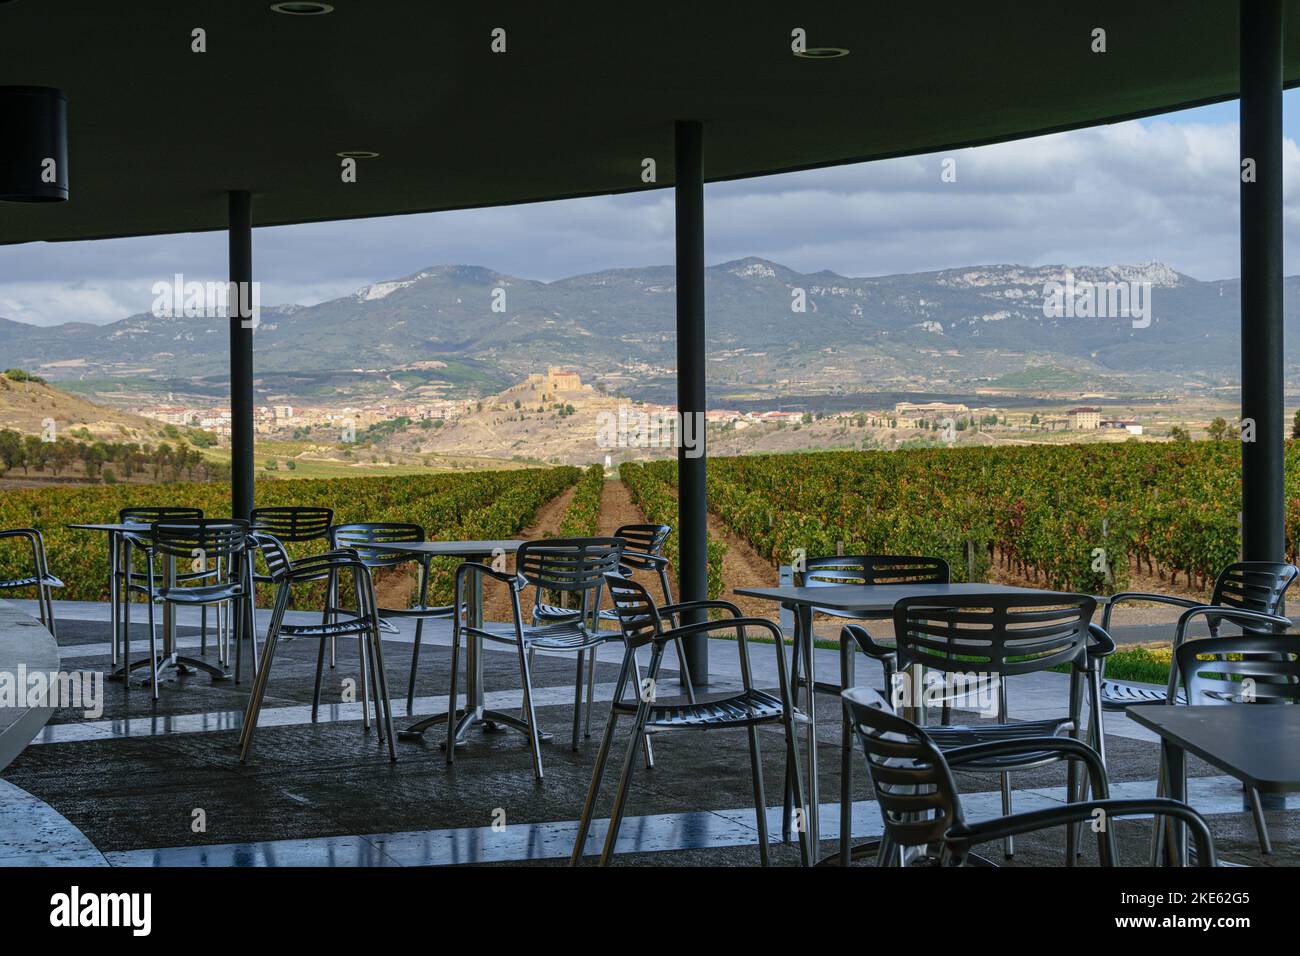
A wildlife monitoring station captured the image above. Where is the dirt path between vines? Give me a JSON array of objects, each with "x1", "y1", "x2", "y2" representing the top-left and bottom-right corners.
[
  {"x1": 480, "y1": 483, "x2": 577, "y2": 621},
  {"x1": 605, "y1": 478, "x2": 777, "y2": 618}
]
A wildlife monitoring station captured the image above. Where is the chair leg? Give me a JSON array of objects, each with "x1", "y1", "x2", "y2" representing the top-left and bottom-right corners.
[
  {"x1": 839, "y1": 637, "x2": 855, "y2": 866},
  {"x1": 145, "y1": 569, "x2": 160, "y2": 702},
  {"x1": 629, "y1": 653, "x2": 655, "y2": 770},
  {"x1": 1000, "y1": 772, "x2": 1014, "y2": 859},
  {"x1": 357, "y1": 631, "x2": 371, "y2": 731},
  {"x1": 598, "y1": 691, "x2": 654, "y2": 865},
  {"x1": 571, "y1": 700, "x2": 621, "y2": 864},
  {"x1": 584, "y1": 646, "x2": 597, "y2": 738},
  {"x1": 312, "y1": 634, "x2": 327, "y2": 721},
  {"x1": 747, "y1": 725, "x2": 771, "y2": 866},
  {"x1": 673, "y1": 637, "x2": 697, "y2": 703},
  {"x1": 234, "y1": 598, "x2": 244, "y2": 685},
  {"x1": 364, "y1": 631, "x2": 382, "y2": 731},
  {"x1": 515, "y1": 639, "x2": 545, "y2": 780},
  {"x1": 238, "y1": 607, "x2": 283, "y2": 762},
  {"x1": 1247, "y1": 786, "x2": 1273, "y2": 855},
  {"x1": 407, "y1": 619, "x2": 423, "y2": 714},
  {"x1": 571, "y1": 650, "x2": 584, "y2": 752},
  {"x1": 446, "y1": 624, "x2": 461, "y2": 764},
  {"x1": 368, "y1": 621, "x2": 397, "y2": 762},
  {"x1": 201, "y1": 605, "x2": 207, "y2": 655},
  {"x1": 782, "y1": 630, "x2": 804, "y2": 843}
]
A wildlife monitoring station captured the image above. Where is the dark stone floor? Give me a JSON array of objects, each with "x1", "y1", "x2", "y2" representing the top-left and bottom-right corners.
[{"x1": 5, "y1": 617, "x2": 1299, "y2": 866}]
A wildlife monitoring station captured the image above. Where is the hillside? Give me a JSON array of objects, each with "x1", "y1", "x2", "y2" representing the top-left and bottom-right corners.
[
  {"x1": 0, "y1": 259, "x2": 1289, "y2": 405},
  {"x1": 0, "y1": 371, "x2": 174, "y2": 443}
]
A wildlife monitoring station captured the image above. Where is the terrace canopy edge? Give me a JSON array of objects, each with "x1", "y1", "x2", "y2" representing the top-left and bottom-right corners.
[{"x1": 1, "y1": 1, "x2": 1290, "y2": 684}]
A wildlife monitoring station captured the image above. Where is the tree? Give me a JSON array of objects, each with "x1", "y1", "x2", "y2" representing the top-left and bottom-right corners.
[
  {"x1": 0, "y1": 429, "x2": 23, "y2": 475},
  {"x1": 1292, "y1": 408, "x2": 1300, "y2": 439},
  {"x1": 1207, "y1": 417, "x2": 1229, "y2": 441},
  {"x1": 1168, "y1": 425, "x2": 1192, "y2": 442}
]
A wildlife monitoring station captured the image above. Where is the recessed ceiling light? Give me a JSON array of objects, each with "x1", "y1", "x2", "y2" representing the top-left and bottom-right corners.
[
  {"x1": 337, "y1": 150, "x2": 379, "y2": 159},
  {"x1": 794, "y1": 47, "x2": 850, "y2": 59},
  {"x1": 270, "y1": 2, "x2": 334, "y2": 15}
]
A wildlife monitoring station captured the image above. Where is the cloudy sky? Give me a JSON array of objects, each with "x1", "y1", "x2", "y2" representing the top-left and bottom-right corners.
[{"x1": 4, "y1": 96, "x2": 1300, "y2": 327}]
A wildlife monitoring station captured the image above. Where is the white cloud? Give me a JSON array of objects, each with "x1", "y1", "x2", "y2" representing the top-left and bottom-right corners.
[{"x1": 2, "y1": 105, "x2": 1297, "y2": 326}]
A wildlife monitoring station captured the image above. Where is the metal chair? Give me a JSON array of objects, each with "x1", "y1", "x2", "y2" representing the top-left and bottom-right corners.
[
  {"x1": 139, "y1": 520, "x2": 254, "y2": 700},
  {"x1": 328, "y1": 522, "x2": 458, "y2": 713},
  {"x1": 1099, "y1": 561, "x2": 1297, "y2": 708},
  {"x1": 571, "y1": 573, "x2": 806, "y2": 866},
  {"x1": 782, "y1": 554, "x2": 949, "y2": 855},
  {"x1": 851, "y1": 591, "x2": 1102, "y2": 862},
  {"x1": 0, "y1": 528, "x2": 62, "y2": 637},
  {"x1": 239, "y1": 536, "x2": 395, "y2": 763},
  {"x1": 1159, "y1": 633, "x2": 1300, "y2": 857},
  {"x1": 116, "y1": 507, "x2": 219, "y2": 671},
  {"x1": 538, "y1": 524, "x2": 697, "y2": 738},
  {"x1": 842, "y1": 686, "x2": 1216, "y2": 866},
  {"x1": 447, "y1": 537, "x2": 623, "y2": 780}
]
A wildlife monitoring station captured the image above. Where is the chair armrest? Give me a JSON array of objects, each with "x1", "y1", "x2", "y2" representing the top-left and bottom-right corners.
[
  {"x1": 1173, "y1": 605, "x2": 1290, "y2": 646},
  {"x1": 658, "y1": 599, "x2": 741, "y2": 619},
  {"x1": 945, "y1": 798, "x2": 1216, "y2": 867},
  {"x1": 454, "y1": 560, "x2": 525, "y2": 591},
  {"x1": 659, "y1": 615, "x2": 782, "y2": 645},
  {"x1": 1100, "y1": 592, "x2": 1201, "y2": 629},
  {"x1": 0, "y1": 529, "x2": 48, "y2": 579},
  {"x1": 943, "y1": 735, "x2": 1107, "y2": 797},
  {"x1": 621, "y1": 552, "x2": 668, "y2": 571},
  {"x1": 841, "y1": 623, "x2": 894, "y2": 661},
  {"x1": 1087, "y1": 623, "x2": 1116, "y2": 662}
]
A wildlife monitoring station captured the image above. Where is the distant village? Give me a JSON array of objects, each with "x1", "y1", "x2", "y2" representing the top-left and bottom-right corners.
[{"x1": 128, "y1": 368, "x2": 1143, "y2": 441}]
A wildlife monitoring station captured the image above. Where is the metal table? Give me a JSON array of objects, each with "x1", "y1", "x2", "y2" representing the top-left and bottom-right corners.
[
  {"x1": 68, "y1": 522, "x2": 230, "y2": 686},
  {"x1": 735, "y1": 582, "x2": 1062, "y2": 865},
  {"x1": 356, "y1": 539, "x2": 524, "y2": 746},
  {"x1": 1127, "y1": 704, "x2": 1300, "y2": 864}
]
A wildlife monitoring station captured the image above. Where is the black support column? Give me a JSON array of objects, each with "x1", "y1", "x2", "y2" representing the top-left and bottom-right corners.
[
  {"x1": 1240, "y1": 0, "x2": 1285, "y2": 562},
  {"x1": 675, "y1": 120, "x2": 708, "y2": 687},
  {"x1": 229, "y1": 190, "x2": 255, "y2": 522}
]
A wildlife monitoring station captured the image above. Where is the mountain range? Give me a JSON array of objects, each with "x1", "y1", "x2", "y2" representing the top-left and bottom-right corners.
[{"x1": 0, "y1": 258, "x2": 1292, "y2": 404}]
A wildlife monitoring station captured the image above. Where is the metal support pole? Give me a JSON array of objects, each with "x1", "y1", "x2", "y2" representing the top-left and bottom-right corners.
[
  {"x1": 675, "y1": 119, "x2": 708, "y2": 688},
  {"x1": 229, "y1": 190, "x2": 255, "y2": 522},
  {"x1": 1239, "y1": 0, "x2": 1284, "y2": 562}
]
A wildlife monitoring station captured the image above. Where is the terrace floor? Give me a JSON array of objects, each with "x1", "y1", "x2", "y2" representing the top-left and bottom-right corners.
[{"x1": 2, "y1": 598, "x2": 1298, "y2": 867}]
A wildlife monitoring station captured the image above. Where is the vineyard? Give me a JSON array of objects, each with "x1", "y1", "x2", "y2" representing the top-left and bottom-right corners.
[
  {"x1": 629, "y1": 442, "x2": 1297, "y2": 597},
  {"x1": 0, "y1": 467, "x2": 580, "y2": 605}
]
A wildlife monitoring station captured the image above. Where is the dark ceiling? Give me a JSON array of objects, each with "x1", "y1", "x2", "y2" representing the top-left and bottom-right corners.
[{"x1": 2, "y1": 0, "x2": 1299, "y2": 245}]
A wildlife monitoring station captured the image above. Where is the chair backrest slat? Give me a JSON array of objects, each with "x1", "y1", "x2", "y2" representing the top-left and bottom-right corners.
[
  {"x1": 328, "y1": 522, "x2": 423, "y2": 568},
  {"x1": 251, "y1": 506, "x2": 333, "y2": 543},
  {"x1": 799, "y1": 554, "x2": 949, "y2": 588},
  {"x1": 842, "y1": 687, "x2": 964, "y2": 852},
  {"x1": 1177, "y1": 634, "x2": 1300, "y2": 706},
  {"x1": 1210, "y1": 562, "x2": 1298, "y2": 627},
  {"x1": 120, "y1": 506, "x2": 203, "y2": 525},
  {"x1": 602, "y1": 573, "x2": 662, "y2": 647},
  {"x1": 893, "y1": 593, "x2": 1093, "y2": 678},
  {"x1": 151, "y1": 519, "x2": 250, "y2": 561},
  {"x1": 517, "y1": 537, "x2": 623, "y2": 592}
]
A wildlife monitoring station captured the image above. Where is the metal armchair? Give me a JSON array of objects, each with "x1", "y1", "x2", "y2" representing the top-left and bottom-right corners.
[
  {"x1": 328, "y1": 522, "x2": 459, "y2": 713},
  {"x1": 0, "y1": 528, "x2": 62, "y2": 636},
  {"x1": 1099, "y1": 561, "x2": 1296, "y2": 708},
  {"x1": 782, "y1": 554, "x2": 949, "y2": 857},
  {"x1": 446, "y1": 537, "x2": 623, "y2": 780},
  {"x1": 140, "y1": 520, "x2": 254, "y2": 699},
  {"x1": 239, "y1": 539, "x2": 394, "y2": 763},
  {"x1": 847, "y1": 592, "x2": 1102, "y2": 862},
  {"x1": 571, "y1": 573, "x2": 806, "y2": 866},
  {"x1": 1157, "y1": 633, "x2": 1300, "y2": 857},
  {"x1": 842, "y1": 686, "x2": 1216, "y2": 866}
]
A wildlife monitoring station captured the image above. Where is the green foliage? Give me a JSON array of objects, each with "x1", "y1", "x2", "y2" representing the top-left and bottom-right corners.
[
  {"x1": 620, "y1": 462, "x2": 727, "y2": 600},
  {"x1": 556, "y1": 464, "x2": 604, "y2": 537},
  {"x1": 0, "y1": 466, "x2": 580, "y2": 605},
  {"x1": 4, "y1": 368, "x2": 46, "y2": 385}
]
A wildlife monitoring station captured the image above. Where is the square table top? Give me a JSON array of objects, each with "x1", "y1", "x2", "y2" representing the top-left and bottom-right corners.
[
  {"x1": 734, "y1": 582, "x2": 1073, "y2": 613},
  {"x1": 1126, "y1": 705, "x2": 1300, "y2": 793},
  {"x1": 352, "y1": 539, "x2": 524, "y2": 557}
]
